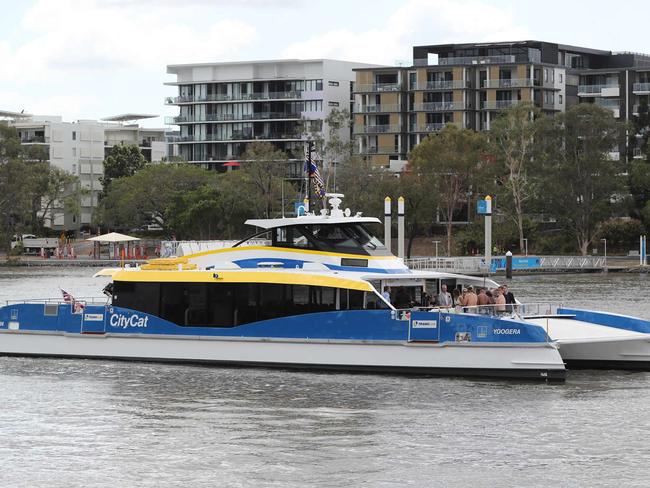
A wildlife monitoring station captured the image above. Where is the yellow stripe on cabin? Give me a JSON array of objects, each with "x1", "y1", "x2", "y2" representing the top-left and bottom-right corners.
[
  {"x1": 111, "y1": 270, "x2": 374, "y2": 292},
  {"x1": 183, "y1": 245, "x2": 395, "y2": 260}
]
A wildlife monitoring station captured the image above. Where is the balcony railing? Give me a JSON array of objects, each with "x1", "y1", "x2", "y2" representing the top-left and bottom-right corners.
[
  {"x1": 353, "y1": 124, "x2": 402, "y2": 134},
  {"x1": 577, "y1": 84, "x2": 619, "y2": 96},
  {"x1": 482, "y1": 79, "x2": 535, "y2": 88},
  {"x1": 409, "y1": 123, "x2": 446, "y2": 132},
  {"x1": 355, "y1": 146, "x2": 401, "y2": 155},
  {"x1": 166, "y1": 112, "x2": 302, "y2": 124},
  {"x1": 176, "y1": 133, "x2": 303, "y2": 143},
  {"x1": 354, "y1": 83, "x2": 402, "y2": 92},
  {"x1": 438, "y1": 55, "x2": 516, "y2": 66},
  {"x1": 595, "y1": 99, "x2": 620, "y2": 109},
  {"x1": 20, "y1": 136, "x2": 49, "y2": 143},
  {"x1": 415, "y1": 80, "x2": 468, "y2": 90},
  {"x1": 413, "y1": 101, "x2": 463, "y2": 111},
  {"x1": 633, "y1": 82, "x2": 650, "y2": 93},
  {"x1": 165, "y1": 91, "x2": 303, "y2": 104},
  {"x1": 354, "y1": 104, "x2": 401, "y2": 113},
  {"x1": 480, "y1": 100, "x2": 520, "y2": 110}
]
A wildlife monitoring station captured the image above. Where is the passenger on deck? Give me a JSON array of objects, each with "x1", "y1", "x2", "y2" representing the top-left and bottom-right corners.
[
  {"x1": 495, "y1": 287, "x2": 506, "y2": 312},
  {"x1": 452, "y1": 289, "x2": 462, "y2": 309},
  {"x1": 503, "y1": 284, "x2": 516, "y2": 312},
  {"x1": 477, "y1": 288, "x2": 489, "y2": 306},
  {"x1": 382, "y1": 286, "x2": 391, "y2": 303},
  {"x1": 436, "y1": 284, "x2": 452, "y2": 308},
  {"x1": 464, "y1": 286, "x2": 478, "y2": 307},
  {"x1": 394, "y1": 287, "x2": 411, "y2": 309}
]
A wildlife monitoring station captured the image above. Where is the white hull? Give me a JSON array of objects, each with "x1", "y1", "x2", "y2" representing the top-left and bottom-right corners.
[
  {"x1": 525, "y1": 317, "x2": 650, "y2": 368},
  {"x1": 0, "y1": 330, "x2": 564, "y2": 380}
]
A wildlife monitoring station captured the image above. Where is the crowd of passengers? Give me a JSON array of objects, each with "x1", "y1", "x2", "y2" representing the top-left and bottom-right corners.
[{"x1": 383, "y1": 284, "x2": 516, "y2": 313}]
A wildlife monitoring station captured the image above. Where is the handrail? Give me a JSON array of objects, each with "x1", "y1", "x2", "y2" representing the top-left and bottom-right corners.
[{"x1": 5, "y1": 297, "x2": 108, "y2": 306}]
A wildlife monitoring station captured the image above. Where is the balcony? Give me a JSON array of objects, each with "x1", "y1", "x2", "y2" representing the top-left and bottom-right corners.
[
  {"x1": 354, "y1": 83, "x2": 402, "y2": 93},
  {"x1": 355, "y1": 104, "x2": 401, "y2": 113},
  {"x1": 414, "y1": 80, "x2": 468, "y2": 90},
  {"x1": 353, "y1": 124, "x2": 402, "y2": 134},
  {"x1": 164, "y1": 91, "x2": 303, "y2": 104},
  {"x1": 165, "y1": 112, "x2": 302, "y2": 124},
  {"x1": 409, "y1": 123, "x2": 446, "y2": 132},
  {"x1": 412, "y1": 101, "x2": 463, "y2": 111},
  {"x1": 577, "y1": 84, "x2": 619, "y2": 97},
  {"x1": 355, "y1": 146, "x2": 401, "y2": 155},
  {"x1": 595, "y1": 98, "x2": 621, "y2": 117},
  {"x1": 20, "y1": 136, "x2": 49, "y2": 143},
  {"x1": 175, "y1": 132, "x2": 302, "y2": 143},
  {"x1": 633, "y1": 83, "x2": 650, "y2": 94},
  {"x1": 482, "y1": 79, "x2": 535, "y2": 88},
  {"x1": 438, "y1": 55, "x2": 516, "y2": 66},
  {"x1": 480, "y1": 100, "x2": 520, "y2": 110}
]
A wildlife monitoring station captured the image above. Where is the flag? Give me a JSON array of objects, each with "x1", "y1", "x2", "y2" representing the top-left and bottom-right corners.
[
  {"x1": 61, "y1": 288, "x2": 74, "y2": 303},
  {"x1": 305, "y1": 158, "x2": 326, "y2": 198}
]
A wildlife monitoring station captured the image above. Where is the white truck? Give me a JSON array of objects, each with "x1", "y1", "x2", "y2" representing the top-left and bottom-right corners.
[{"x1": 11, "y1": 234, "x2": 60, "y2": 255}]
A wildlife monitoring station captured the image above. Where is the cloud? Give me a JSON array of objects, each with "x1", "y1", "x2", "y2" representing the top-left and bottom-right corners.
[
  {"x1": 0, "y1": 0, "x2": 259, "y2": 83},
  {"x1": 282, "y1": 0, "x2": 530, "y2": 64}
]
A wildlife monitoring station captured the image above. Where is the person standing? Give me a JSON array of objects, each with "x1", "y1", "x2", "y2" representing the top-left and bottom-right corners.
[
  {"x1": 503, "y1": 284, "x2": 516, "y2": 312},
  {"x1": 495, "y1": 287, "x2": 506, "y2": 313},
  {"x1": 382, "y1": 286, "x2": 391, "y2": 303},
  {"x1": 464, "y1": 286, "x2": 478, "y2": 308},
  {"x1": 436, "y1": 284, "x2": 452, "y2": 308}
]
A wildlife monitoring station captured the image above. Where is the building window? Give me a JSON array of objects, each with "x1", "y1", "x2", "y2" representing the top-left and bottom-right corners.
[
  {"x1": 72, "y1": 147, "x2": 76, "y2": 157},
  {"x1": 559, "y1": 73, "x2": 563, "y2": 84},
  {"x1": 559, "y1": 94, "x2": 563, "y2": 104},
  {"x1": 72, "y1": 163, "x2": 77, "y2": 174},
  {"x1": 304, "y1": 100, "x2": 323, "y2": 111},
  {"x1": 72, "y1": 131, "x2": 76, "y2": 140},
  {"x1": 305, "y1": 79, "x2": 324, "y2": 91},
  {"x1": 328, "y1": 101, "x2": 339, "y2": 107},
  {"x1": 544, "y1": 69, "x2": 548, "y2": 82},
  {"x1": 328, "y1": 81, "x2": 339, "y2": 87},
  {"x1": 551, "y1": 70, "x2": 555, "y2": 83}
]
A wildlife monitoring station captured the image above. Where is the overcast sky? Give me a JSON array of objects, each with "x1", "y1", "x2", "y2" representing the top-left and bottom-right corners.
[{"x1": 1, "y1": 0, "x2": 649, "y2": 127}]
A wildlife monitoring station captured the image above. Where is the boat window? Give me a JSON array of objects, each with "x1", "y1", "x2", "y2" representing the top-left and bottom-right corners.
[
  {"x1": 274, "y1": 226, "x2": 313, "y2": 249},
  {"x1": 299, "y1": 223, "x2": 390, "y2": 256},
  {"x1": 113, "y1": 281, "x2": 385, "y2": 328}
]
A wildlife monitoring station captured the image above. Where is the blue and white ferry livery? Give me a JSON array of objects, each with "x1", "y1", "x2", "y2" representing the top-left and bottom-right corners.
[
  {"x1": 174, "y1": 194, "x2": 650, "y2": 371},
  {"x1": 0, "y1": 266, "x2": 565, "y2": 381}
]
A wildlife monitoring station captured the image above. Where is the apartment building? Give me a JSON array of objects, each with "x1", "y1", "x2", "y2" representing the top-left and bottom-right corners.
[
  {"x1": 6, "y1": 113, "x2": 168, "y2": 230},
  {"x1": 165, "y1": 59, "x2": 377, "y2": 176},
  {"x1": 354, "y1": 40, "x2": 650, "y2": 167}
]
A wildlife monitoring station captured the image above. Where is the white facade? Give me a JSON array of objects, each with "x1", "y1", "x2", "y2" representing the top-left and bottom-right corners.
[
  {"x1": 9, "y1": 115, "x2": 168, "y2": 230},
  {"x1": 165, "y1": 59, "x2": 378, "y2": 174}
]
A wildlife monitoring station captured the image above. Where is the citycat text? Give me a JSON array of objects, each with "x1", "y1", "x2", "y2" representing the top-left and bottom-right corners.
[{"x1": 109, "y1": 313, "x2": 149, "y2": 329}]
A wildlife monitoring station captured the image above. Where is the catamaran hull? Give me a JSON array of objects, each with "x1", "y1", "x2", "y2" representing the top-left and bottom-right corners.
[
  {"x1": 525, "y1": 317, "x2": 650, "y2": 370},
  {"x1": 0, "y1": 330, "x2": 565, "y2": 381}
]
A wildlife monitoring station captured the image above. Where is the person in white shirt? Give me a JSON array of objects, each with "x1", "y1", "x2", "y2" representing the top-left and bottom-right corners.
[
  {"x1": 382, "y1": 286, "x2": 391, "y2": 303},
  {"x1": 436, "y1": 284, "x2": 452, "y2": 307}
]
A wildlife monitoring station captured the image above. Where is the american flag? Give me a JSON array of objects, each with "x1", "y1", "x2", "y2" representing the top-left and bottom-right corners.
[
  {"x1": 306, "y1": 159, "x2": 326, "y2": 198},
  {"x1": 61, "y1": 289, "x2": 74, "y2": 304}
]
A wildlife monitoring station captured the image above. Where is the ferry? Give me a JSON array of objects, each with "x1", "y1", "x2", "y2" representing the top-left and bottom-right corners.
[
  {"x1": 0, "y1": 195, "x2": 566, "y2": 381},
  {"x1": 173, "y1": 194, "x2": 650, "y2": 371}
]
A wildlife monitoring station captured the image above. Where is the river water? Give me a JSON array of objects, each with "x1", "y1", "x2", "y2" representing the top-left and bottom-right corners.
[{"x1": 1, "y1": 267, "x2": 650, "y2": 487}]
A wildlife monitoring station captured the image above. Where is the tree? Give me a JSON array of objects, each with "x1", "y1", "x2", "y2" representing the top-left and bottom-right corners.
[
  {"x1": 100, "y1": 144, "x2": 146, "y2": 192},
  {"x1": 489, "y1": 103, "x2": 543, "y2": 253},
  {"x1": 240, "y1": 142, "x2": 289, "y2": 219},
  {"x1": 628, "y1": 99, "x2": 650, "y2": 220},
  {"x1": 100, "y1": 164, "x2": 215, "y2": 237},
  {"x1": 536, "y1": 104, "x2": 626, "y2": 255},
  {"x1": 409, "y1": 125, "x2": 488, "y2": 255}
]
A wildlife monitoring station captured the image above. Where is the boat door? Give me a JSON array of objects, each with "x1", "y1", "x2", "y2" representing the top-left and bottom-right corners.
[
  {"x1": 80, "y1": 306, "x2": 106, "y2": 334},
  {"x1": 408, "y1": 310, "x2": 440, "y2": 342}
]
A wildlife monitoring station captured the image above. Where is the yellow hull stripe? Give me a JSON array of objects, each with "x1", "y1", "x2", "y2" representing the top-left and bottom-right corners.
[
  {"x1": 112, "y1": 270, "x2": 374, "y2": 292},
  {"x1": 183, "y1": 245, "x2": 396, "y2": 261}
]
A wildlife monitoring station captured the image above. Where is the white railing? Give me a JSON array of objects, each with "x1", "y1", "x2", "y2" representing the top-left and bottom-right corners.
[
  {"x1": 633, "y1": 82, "x2": 650, "y2": 93},
  {"x1": 439, "y1": 55, "x2": 516, "y2": 65},
  {"x1": 416, "y1": 80, "x2": 468, "y2": 90},
  {"x1": 354, "y1": 83, "x2": 402, "y2": 92},
  {"x1": 5, "y1": 297, "x2": 108, "y2": 306},
  {"x1": 353, "y1": 124, "x2": 402, "y2": 134},
  {"x1": 482, "y1": 79, "x2": 534, "y2": 88},
  {"x1": 409, "y1": 123, "x2": 446, "y2": 132},
  {"x1": 413, "y1": 101, "x2": 463, "y2": 111},
  {"x1": 577, "y1": 84, "x2": 618, "y2": 95},
  {"x1": 355, "y1": 104, "x2": 401, "y2": 113},
  {"x1": 406, "y1": 255, "x2": 607, "y2": 273},
  {"x1": 481, "y1": 100, "x2": 520, "y2": 109}
]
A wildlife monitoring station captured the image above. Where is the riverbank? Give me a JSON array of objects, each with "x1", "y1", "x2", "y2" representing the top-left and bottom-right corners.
[{"x1": 0, "y1": 256, "x2": 146, "y2": 267}]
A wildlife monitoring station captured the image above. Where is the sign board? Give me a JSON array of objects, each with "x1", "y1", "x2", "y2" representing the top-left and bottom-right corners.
[{"x1": 477, "y1": 199, "x2": 492, "y2": 215}]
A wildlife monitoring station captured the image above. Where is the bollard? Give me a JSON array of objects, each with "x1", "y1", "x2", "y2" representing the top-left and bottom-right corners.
[
  {"x1": 505, "y1": 250, "x2": 513, "y2": 279},
  {"x1": 384, "y1": 197, "x2": 392, "y2": 253}
]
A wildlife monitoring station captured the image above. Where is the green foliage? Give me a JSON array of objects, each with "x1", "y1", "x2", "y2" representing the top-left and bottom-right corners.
[
  {"x1": 535, "y1": 104, "x2": 626, "y2": 255},
  {"x1": 0, "y1": 123, "x2": 80, "y2": 249},
  {"x1": 596, "y1": 218, "x2": 644, "y2": 252},
  {"x1": 100, "y1": 144, "x2": 146, "y2": 192},
  {"x1": 409, "y1": 124, "x2": 488, "y2": 255}
]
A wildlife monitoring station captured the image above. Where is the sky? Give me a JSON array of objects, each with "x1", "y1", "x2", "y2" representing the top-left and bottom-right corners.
[{"x1": 1, "y1": 0, "x2": 650, "y2": 127}]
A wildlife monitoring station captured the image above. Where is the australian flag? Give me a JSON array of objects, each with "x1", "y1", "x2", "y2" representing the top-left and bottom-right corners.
[{"x1": 306, "y1": 158, "x2": 326, "y2": 198}]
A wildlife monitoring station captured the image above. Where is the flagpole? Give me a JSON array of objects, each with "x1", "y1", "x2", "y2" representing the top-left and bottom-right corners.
[{"x1": 306, "y1": 140, "x2": 313, "y2": 214}]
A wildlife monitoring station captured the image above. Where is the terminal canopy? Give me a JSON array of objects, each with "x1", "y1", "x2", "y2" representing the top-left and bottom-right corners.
[{"x1": 87, "y1": 232, "x2": 140, "y2": 243}]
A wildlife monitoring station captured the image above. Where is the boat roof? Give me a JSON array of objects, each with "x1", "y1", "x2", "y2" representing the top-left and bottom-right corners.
[
  {"x1": 110, "y1": 268, "x2": 375, "y2": 292},
  {"x1": 245, "y1": 215, "x2": 381, "y2": 229}
]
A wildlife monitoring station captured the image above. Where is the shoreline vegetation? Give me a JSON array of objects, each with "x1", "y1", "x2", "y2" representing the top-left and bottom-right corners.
[{"x1": 2, "y1": 104, "x2": 650, "y2": 259}]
